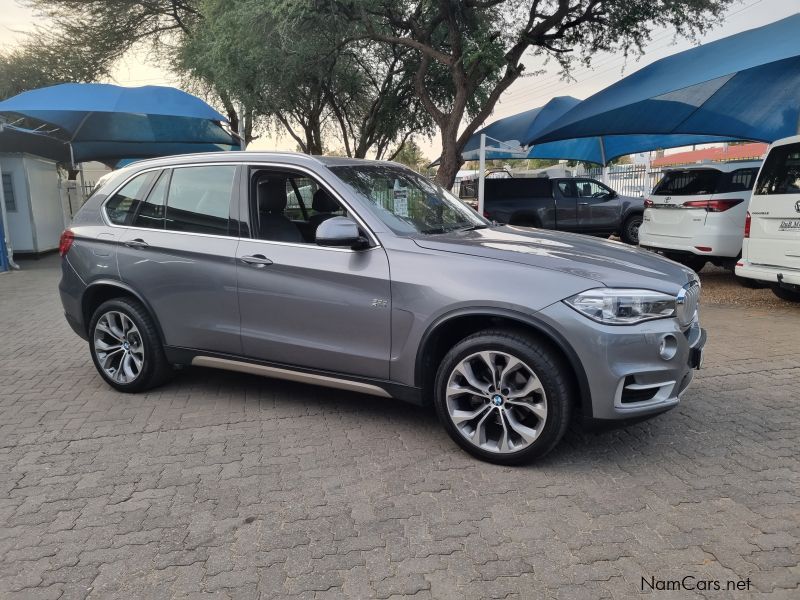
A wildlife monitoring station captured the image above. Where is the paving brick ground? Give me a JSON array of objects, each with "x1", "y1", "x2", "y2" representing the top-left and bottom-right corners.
[{"x1": 0, "y1": 256, "x2": 798, "y2": 599}]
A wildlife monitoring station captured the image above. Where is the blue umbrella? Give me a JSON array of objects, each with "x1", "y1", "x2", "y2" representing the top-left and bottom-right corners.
[
  {"x1": 530, "y1": 14, "x2": 800, "y2": 146},
  {"x1": 0, "y1": 83, "x2": 239, "y2": 164},
  {"x1": 461, "y1": 96, "x2": 741, "y2": 164}
]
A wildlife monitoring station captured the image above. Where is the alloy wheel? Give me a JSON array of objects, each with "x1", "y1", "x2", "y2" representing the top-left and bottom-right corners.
[
  {"x1": 93, "y1": 310, "x2": 145, "y2": 384},
  {"x1": 445, "y1": 350, "x2": 547, "y2": 454}
]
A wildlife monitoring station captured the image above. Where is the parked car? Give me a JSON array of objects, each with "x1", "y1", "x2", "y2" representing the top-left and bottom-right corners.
[
  {"x1": 736, "y1": 136, "x2": 800, "y2": 300},
  {"x1": 480, "y1": 176, "x2": 644, "y2": 245},
  {"x1": 638, "y1": 161, "x2": 762, "y2": 272},
  {"x1": 59, "y1": 153, "x2": 705, "y2": 465}
]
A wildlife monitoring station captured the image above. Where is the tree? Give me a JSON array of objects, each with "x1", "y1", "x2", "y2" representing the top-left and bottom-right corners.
[
  {"x1": 180, "y1": 0, "x2": 433, "y2": 158},
  {"x1": 329, "y1": 0, "x2": 734, "y2": 187},
  {"x1": 19, "y1": 0, "x2": 252, "y2": 134},
  {"x1": 391, "y1": 139, "x2": 430, "y2": 171},
  {"x1": 0, "y1": 34, "x2": 109, "y2": 99}
]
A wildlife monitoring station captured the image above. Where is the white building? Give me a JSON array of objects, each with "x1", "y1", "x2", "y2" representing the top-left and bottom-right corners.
[{"x1": 0, "y1": 154, "x2": 110, "y2": 255}]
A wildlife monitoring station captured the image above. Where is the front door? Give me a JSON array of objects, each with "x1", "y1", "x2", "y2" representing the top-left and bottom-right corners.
[
  {"x1": 115, "y1": 164, "x2": 242, "y2": 355},
  {"x1": 553, "y1": 180, "x2": 578, "y2": 230},
  {"x1": 575, "y1": 179, "x2": 621, "y2": 233},
  {"x1": 236, "y1": 166, "x2": 392, "y2": 379}
]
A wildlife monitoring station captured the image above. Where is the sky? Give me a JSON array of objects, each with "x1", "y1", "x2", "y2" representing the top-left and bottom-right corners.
[{"x1": 1, "y1": 0, "x2": 799, "y2": 159}]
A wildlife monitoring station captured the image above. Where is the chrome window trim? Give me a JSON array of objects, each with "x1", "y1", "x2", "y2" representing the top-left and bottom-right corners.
[{"x1": 99, "y1": 160, "x2": 383, "y2": 252}]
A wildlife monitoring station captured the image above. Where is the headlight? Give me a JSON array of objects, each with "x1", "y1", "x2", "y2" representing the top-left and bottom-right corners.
[{"x1": 564, "y1": 288, "x2": 676, "y2": 325}]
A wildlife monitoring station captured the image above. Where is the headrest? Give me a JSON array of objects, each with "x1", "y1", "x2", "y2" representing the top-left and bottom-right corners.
[
  {"x1": 312, "y1": 188, "x2": 339, "y2": 213},
  {"x1": 257, "y1": 178, "x2": 287, "y2": 214}
]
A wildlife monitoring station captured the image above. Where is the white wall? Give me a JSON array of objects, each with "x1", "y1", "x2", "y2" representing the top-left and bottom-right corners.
[
  {"x1": 23, "y1": 156, "x2": 63, "y2": 252},
  {"x1": 0, "y1": 155, "x2": 34, "y2": 253}
]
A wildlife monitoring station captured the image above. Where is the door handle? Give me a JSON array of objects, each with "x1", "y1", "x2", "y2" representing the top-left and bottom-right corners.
[
  {"x1": 241, "y1": 254, "x2": 273, "y2": 267},
  {"x1": 124, "y1": 238, "x2": 149, "y2": 249},
  {"x1": 578, "y1": 202, "x2": 589, "y2": 206}
]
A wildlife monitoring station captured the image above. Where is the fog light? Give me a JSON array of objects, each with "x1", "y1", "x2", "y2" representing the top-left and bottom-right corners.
[{"x1": 659, "y1": 334, "x2": 678, "y2": 360}]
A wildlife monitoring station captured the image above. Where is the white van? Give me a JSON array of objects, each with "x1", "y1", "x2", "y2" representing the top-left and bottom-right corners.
[
  {"x1": 736, "y1": 136, "x2": 800, "y2": 301},
  {"x1": 639, "y1": 161, "x2": 762, "y2": 272}
]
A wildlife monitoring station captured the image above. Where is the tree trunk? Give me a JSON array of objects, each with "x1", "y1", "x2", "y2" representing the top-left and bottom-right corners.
[{"x1": 434, "y1": 123, "x2": 464, "y2": 189}]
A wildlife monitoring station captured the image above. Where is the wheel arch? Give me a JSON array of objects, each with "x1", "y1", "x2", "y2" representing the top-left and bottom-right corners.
[
  {"x1": 81, "y1": 280, "x2": 166, "y2": 344},
  {"x1": 415, "y1": 307, "x2": 593, "y2": 417}
]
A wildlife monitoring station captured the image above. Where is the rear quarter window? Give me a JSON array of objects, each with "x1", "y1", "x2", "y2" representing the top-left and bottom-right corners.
[
  {"x1": 485, "y1": 178, "x2": 552, "y2": 199},
  {"x1": 755, "y1": 143, "x2": 800, "y2": 195},
  {"x1": 104, "y1": 171, "x2": 157, "y2": 225}
]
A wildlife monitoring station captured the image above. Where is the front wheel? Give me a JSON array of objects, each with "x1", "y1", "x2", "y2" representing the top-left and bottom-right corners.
[
  {"x1": 620, "y1": 214, "x2": 643, "y2": 245},
  {"x1": 433, "y1": 330, "x2": 572, "y2": 465},
  {"x1": 89, "y1": 298, "x2": 172, "y2": 392},
  {"x1": 772, "y1": 285, "x2": 800, "y2": 302}
]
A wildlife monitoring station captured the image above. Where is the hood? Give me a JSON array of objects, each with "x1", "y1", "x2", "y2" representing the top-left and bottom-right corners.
[{"x1": 413, "y1": 225, "x2": 694, "y2": 291}]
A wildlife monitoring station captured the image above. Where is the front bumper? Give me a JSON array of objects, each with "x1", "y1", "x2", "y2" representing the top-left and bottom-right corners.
[{"x1": 537, "y1": 301, "x2": 706, "y2": 422}]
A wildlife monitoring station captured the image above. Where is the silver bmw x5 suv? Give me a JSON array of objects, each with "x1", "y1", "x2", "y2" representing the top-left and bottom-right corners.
[{"x1": 59, "y1": 152, "x2": 706, "y2": 464}]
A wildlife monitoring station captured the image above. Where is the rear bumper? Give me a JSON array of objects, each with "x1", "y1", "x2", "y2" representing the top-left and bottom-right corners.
[
  {"x1": 639, "y1": 230, "x2": 742, "y2": 258},
  {"x1": 59, "y1": 257, "x2": 88, "y2": 340},
  {"x1": 735, "y1": 261, "x2": 800, "y2": 285}
]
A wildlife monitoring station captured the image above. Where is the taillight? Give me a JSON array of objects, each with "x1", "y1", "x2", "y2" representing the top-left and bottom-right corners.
[
  {"x1": 744, "y1": 211, "x2": 751, "y2": 238},
  {"x1": 682, "y1": 199, "x2": 743, "y2": 212},
  {"x1": 59, "y1": 229, "x2": 74, "y2": 256},
  {"x1": 644, "y1": 199, "x2": 654, "y2": 208}
]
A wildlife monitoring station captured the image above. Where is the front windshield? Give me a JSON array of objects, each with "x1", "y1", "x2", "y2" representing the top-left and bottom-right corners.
[{"x1": 329, "y1": 164, "x2": 488, "y2": 235}]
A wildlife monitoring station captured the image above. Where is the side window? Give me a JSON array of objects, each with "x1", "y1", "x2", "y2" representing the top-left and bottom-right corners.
[
  {"x1": 755, "y1": 145, "x2": 800, "y2": 195},
  {"x1": 165, "y1": 166, "x2": 236, "y2": 235},
  {"x1": 576, "y1": 180, "x2": 611, "y2": 198},
  {"x1": 105, "y1": 172, "x2": 156, "y2": 225},
  {"x1": 2, "y1": 173, "x2": 17, "y2": 212},
  {"x1": 557, "y1": 181, "x2": 576, "y2": 197},
  {"x1": 251, "y1": 169, "x2": 346, "y2": 244},
  {"x1": 132, "y1": 170, "x2": 169, "y2": 229}
]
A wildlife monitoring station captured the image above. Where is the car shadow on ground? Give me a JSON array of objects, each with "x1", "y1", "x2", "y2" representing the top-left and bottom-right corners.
[{"x1": 158, "y1": 365, "x2": 692, "y2": 470}]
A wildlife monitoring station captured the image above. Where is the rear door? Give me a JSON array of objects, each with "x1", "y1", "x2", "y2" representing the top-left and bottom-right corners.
[
  {"x1": 574, "y1": 179, "x2": 620, "y2": 232},
  {"x1": 116, "y1": 164, "x2": 242, "y2": 355},
  {"x1": 644, "y1": 169, "x2": 720, "y2": 241},
  {"x1": 747, "y1": 142, "x2": 800, "y2": 269}
]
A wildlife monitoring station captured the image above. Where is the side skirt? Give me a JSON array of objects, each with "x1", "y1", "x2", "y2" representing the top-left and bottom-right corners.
[{"x1": 164, "y1": 346, "x2": 424, "y2": 406}]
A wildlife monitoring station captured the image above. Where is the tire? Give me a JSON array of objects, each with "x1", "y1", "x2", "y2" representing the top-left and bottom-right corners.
[
  {"x1": 88, "y1": 297, "x2": 172, "y2": 392},
  {"x1": 433, "y1": 329, "x2": 572, "y2": 465},
  {"x1": 620, "y1": 214, "x2": 643, "y2": 245},
  {"x1": 671, "y1": 254, "x2": 707, "y2": 273},
  {"x1": 771, "y1": 285, "x2": 800, "y2": 302}
]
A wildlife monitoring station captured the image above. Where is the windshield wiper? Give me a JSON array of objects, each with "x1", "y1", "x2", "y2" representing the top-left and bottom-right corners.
[{"x1": 456, "y1": 223, "x2": 489, "y2": 232}]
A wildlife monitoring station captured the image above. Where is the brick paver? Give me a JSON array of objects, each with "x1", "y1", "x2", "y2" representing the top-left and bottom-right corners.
[{"x1": 1, "y1": 256, "x2": 798, "y2": 599}]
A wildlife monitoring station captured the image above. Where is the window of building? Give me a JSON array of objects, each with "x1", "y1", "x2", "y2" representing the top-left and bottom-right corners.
[{"x1": 2, "y1": 173, "x2": 17, "y2": 212}]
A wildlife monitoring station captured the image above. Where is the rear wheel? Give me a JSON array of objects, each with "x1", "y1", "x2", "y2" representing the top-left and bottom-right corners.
[
  {"x1": 620, "y1": 214, "x2": 643, "y2": 245},
  {"x1": 671, "y1": 254, "x2": 707, "y2": 273},
  {"x1": 433, "y1": 330, "x2": 571, "y2": 465},
  {"x1": 89, "y1": 298, "x2": 172, "y2": 392},
  {"x1": 771, "y1": 285, "x2": 800, "y2": 302}
]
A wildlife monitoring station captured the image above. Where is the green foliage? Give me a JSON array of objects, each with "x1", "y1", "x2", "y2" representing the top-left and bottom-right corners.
[
  {"x1": 327, "y1": 0, "x2": 734, "y2": 185},
  {"x1": 0, "y1": 34, "x2": 109, "y2": 99},
  {"x1": 391, "y1": 139, "x2": 430, "y2": 172}
]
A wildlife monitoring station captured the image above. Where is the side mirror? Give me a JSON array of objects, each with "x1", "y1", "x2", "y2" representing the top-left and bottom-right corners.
[
  {"x1": 607, "y1": 190, "x2": 618, "y2": 199},
  {"x1": 316, "y1": 216, "x2": 370, "y2": 250}
]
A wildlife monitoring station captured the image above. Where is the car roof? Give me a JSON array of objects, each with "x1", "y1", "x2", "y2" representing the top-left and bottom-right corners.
[
  {"x1": 662, "y1": 160, "x2": 762, "y2": 173},
  {"x1": 117, "y1": 151, "x2": 402, "y2": 171}
]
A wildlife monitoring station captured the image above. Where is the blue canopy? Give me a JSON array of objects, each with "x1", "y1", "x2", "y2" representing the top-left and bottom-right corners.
[
  {"x1": 531, "y1": 14, "x2": 800, "y2": 146},
  {"x1": 461, "y1": 96, "x2": 736, "y2": 164},
  {"x1": 0, "y1": 83, "x2": 239, "y2": 164}
]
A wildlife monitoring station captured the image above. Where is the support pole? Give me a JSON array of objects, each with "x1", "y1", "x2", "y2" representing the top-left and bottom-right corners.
[
  {"x1": 599, "y1": 137, "x2": 609, "y2": 184},
  {"x1": 478, "y1": 133, "x2": 486, "y2": 216}
]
